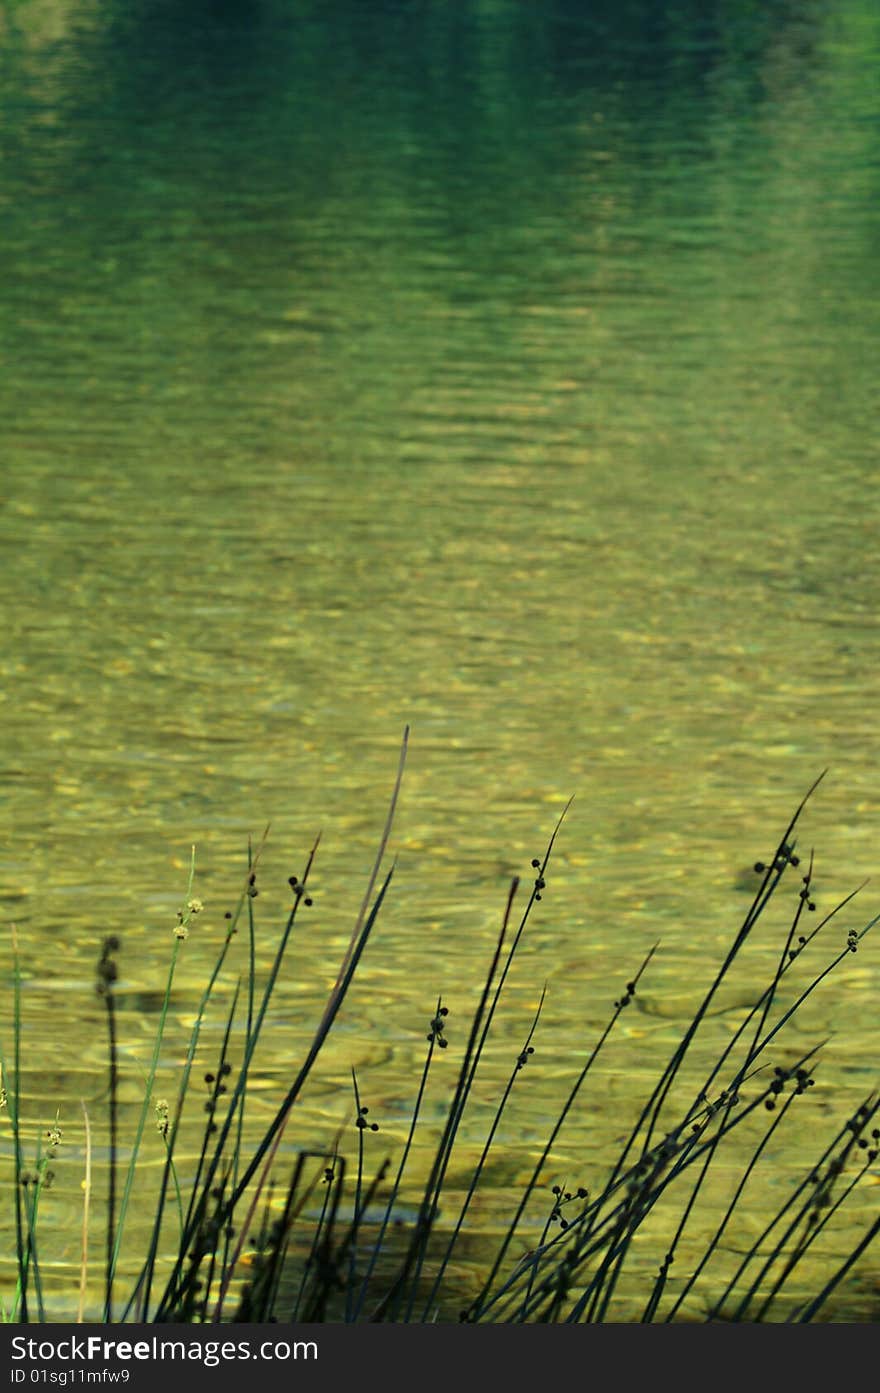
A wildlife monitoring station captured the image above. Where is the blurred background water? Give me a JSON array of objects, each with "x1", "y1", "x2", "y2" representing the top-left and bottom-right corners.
[{"x1": 1, "y1": 0, "x2": 879, "y2": 1317}]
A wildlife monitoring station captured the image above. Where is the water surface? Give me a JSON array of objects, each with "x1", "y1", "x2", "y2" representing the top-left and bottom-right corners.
[{"x1": 1, "y1": 0, "x2": 879, "y2": 1316}]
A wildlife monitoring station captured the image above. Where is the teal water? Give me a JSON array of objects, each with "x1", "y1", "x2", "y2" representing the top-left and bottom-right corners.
[{"x1": 1, "y1": 0, "x2": 879, "y2": 1316}]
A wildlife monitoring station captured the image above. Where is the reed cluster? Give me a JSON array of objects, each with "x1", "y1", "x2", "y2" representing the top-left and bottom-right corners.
[{"x1": 3, "y1": 733, "x2": 879, "y2": 1323}]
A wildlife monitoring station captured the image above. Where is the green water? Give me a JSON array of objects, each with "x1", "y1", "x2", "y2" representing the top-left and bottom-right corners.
[{"x1": 1, "y1": 0, "x2": 879, "y2": 1316}]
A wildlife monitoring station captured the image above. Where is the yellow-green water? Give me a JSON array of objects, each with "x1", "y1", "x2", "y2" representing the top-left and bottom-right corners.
[{"x1": 1, "y1": 0, "x2": 879, "y2": 1318}]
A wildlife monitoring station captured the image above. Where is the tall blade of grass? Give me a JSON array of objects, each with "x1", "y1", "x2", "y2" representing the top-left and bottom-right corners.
[
  {"x1": 299, "y1": 1151, "x2": 349, "y2": 1322},
  {"x1": 134, "y1": 834, "x2": 274, "y2": 1321},
  {"x1": 95, "y1": 935, "x2": 120, "y2": 1323},
  {"x1": 4, "y1": 926, "x2": 29, "y2": 1322},
  {"x1": 345, "y1": 1069, "x2": 375, "y2": 1322},
  {"x1": 509, "y1": 1176, "x2": 586, "y2": 1323},
  {"x1": 77, "y1": 1101, "x2": 92, "y2": 1323},
  {"x1": 465, "y1": 941, "x2": 657, "y2": 1321},
  {"x1": 184, "y1": 985, "x2": 246, "y2": 1321},
  {"x1": 232, "y1": 864, "x2": 392, "y2": 1203},
  {"x1": 418, "y1": 984, "x2": 547, "y2": 1320},
  {"x1": 339, "y1": 726, "x2": 409, "y2": 992},
  {"x1": 396, "y1": 840, "x2": 563, "y2": 1321},
  {"x1": 397, "y1": 810, "x2": 569, "y2": 1322},
  {"x1": 187, "y1": 982, "x2": 242, "y2": 1247},
  {"x1": 225, "y1": 836, "x2": 263, "y2": 1218},
  {"x1": 409, "y1": 802, "x2": 572, "y2": 1308},
  {"x1": 234, "y1": 1153, "x2": 308, "y2": 1321},
  {"x1": 209, "y1": 990, "x2": 317, "y2": 1322},
  {"x1": 192, "y1": 725, "x2": 410, "y2": 1317},
  {"x1": 394, "y1": 880, "x2": 516, "y2": 1321},
  {"x1": 192, "y1": 839, "x2": 267, "y2": 1320},
  {"x1": 229, "y1": 724, "x2": 409, "y2": 1213},
  {"x1": 217, "y1": 730, "x2": 412, "y2": 1313},
  {"x1": 196, "y1": 840, "x2": 267, "y2": 1323},
  {"x1": 350, "y1": 999, "x2": 448, "y2": 1322},
  {"x1": 483, "y1": 802, "x2": 573, "y2": 1033},
  {"x1": 102, "y1": 844, "x2": 218, "y2": 1319},
  {"x1": 20, "y1": 1134, "x2": 47, "y2": 1323},
  {"x1": 281, "y1": 1145, "x2": 345, "y2": 1321}
]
